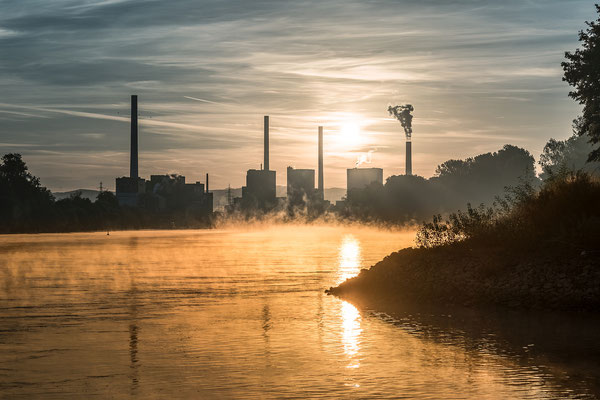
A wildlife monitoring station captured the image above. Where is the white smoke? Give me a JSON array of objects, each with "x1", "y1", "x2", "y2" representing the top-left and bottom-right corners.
[{"x1": 355, "y1": 150, "x2": 375, "y2": 167}]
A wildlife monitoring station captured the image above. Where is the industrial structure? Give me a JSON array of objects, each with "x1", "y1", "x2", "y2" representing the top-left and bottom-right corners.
[
  {"x1": 388, "y1": 104, "x2": 414, "y2": 175},
  {"x1": 285, "y1": 125, "x2": 330, "y2": 213},
  {"x1": 115, "y1": 95, "x2": 145, "y2": 207},
  {"x1": 237, "y1": 116, "x2": 278, "y2": 211},
  {"x1": 347, "y1": 167, "x2": 384, "y2": 192},
  {"x1": 112, "y1": 96, "x2": 420, "y2": 218},
  {"x1": 287, "y1": 167, "x2": 315, "y2": 207},
  {"x1": 318, "y1": 126, "x2": 324, "y2": 201},
  {"x1": 115, "y1": 95, "x2": 213, "y2": 217}
]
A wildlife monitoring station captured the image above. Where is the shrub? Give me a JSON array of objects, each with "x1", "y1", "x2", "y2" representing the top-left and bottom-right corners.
[{"x1": 416, "y1": 173, "x2": 600, "y2": 249}]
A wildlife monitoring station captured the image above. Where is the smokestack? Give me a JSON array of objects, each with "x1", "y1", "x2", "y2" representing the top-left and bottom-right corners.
[
  {"x1": 318, "y1": 126, "x2": 324, "y2": 200},
  {"x1": 406, "y1": 140, "x2": 412, "y2": 175},
  {"x1": 130, "y1": 95, "x2": 138, "y2": 179},
  {"x1": 206, "y1": 173, "x2": 209, "y2": 193},
  {"x1": 388, "y1": 104, "x2": 414, "y2": 177},
  {"x1": 264, "y1": 115, "x2": 269, "y2": 171}
]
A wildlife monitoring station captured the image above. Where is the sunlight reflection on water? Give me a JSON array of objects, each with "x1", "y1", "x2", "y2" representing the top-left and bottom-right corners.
[
  {"x1": 336, "y1": 234, "x2": 361, "y2": 284},
  {"x1": 341, "y1": 301, "x2": 362, "y2": 366}
]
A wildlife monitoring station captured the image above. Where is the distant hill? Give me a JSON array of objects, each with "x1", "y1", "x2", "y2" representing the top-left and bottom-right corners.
[{"x1": 52, "y1": 189, "x2": 102, "y2": 201}]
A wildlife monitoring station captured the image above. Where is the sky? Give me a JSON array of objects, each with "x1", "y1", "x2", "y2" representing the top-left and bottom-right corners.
[{"x1": 0, "y1": 0, "x2": 594, "y2": 191}]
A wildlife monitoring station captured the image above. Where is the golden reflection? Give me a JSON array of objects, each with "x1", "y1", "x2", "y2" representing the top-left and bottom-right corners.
[
  {"x1": 337, "y1": 234, "x2": 361, "y2": 284},
  {"x1": 341, "y1": 301, "x2": 362, "y2": 370},
  {"x1": 337, "y1": 234, "x2": 363, "y2": 371}
]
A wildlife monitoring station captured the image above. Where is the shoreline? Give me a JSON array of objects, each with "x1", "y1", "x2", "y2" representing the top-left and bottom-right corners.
[{"x1": 327, "y1": 242, "x2": 600, "y2": 312}]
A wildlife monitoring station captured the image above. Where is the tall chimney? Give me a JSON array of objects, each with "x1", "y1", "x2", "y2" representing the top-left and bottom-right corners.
[
  {"x1": 206, "y1": 173, "x2": 209, "y2": 193},
  {"x1": 264, "y1": 115, "x2": 269, "y2": 171},
  {"x1": 406, "y1": 140, "x2": 412, "y2": 176},
  {"x1": 130, "y1": 95, "x2": 138, "y2": 179},
  {"x1": 318, "y1": 126, "x2": 324, "y2": 200}
]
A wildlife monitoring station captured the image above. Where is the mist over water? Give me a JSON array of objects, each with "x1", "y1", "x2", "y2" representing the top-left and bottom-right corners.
[{"x1": 0, "y1": 225, "x2": 598, "y2": 398}]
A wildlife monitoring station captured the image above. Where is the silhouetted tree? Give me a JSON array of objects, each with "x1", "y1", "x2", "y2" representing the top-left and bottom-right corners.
[
  {"x1": 0, "y1": 153, "x2": 54, "y2": 232},
  {"x1": 433, "y1": 144, "x2": 537, "y2": 209},
  {"x1": 562, "y1": 4, "x2": 600, "y2": 161}
]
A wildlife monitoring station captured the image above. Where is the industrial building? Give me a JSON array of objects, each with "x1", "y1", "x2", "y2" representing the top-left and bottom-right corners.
[
  {"x1": 115, "y1": 176, "x2": 145, "y2": 207},
  {"x1": 143, "y1": 174, "x2": 213, "y2": 215},
  {"x1": 116, "y1": 95, "x2": 146, "y2": 207},
  {"x1": 115, "y1": 95, "x2": 213, "y2": 217},
  {"x1": 285, "y1": 126, "x2": 328, "y2": 211},
  {"x1": 347, "y1": 167, "x2": 383, "y2": 197},
  {"x1": 287, "y1": 167, "x2": 315, "y2": 207},
  {"x1": 238, "y1": 116, "x2": 278, "y2": 211}
]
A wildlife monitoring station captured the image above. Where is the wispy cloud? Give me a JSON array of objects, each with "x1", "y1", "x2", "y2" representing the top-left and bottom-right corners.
[{"x1": 0, "y1": 0, "x2": 591, "y2": 190}]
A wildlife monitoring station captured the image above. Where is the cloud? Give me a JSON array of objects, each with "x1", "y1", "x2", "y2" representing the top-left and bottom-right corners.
[{"x1": 0, "y1": 0, "x2": 592, "y2": 190}]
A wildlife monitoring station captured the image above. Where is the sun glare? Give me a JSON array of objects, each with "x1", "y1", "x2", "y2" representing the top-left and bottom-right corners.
[{"x1": 339, "y1": 121, "x2": 362, "y2": 146}]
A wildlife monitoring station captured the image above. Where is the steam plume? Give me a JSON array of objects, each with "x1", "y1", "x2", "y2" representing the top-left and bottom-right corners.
[
  {"x1": 355, "y1": 150, "x2": 374, "y2": 167},
  {"x1": 388, "y1": 104, "x2": 414, "y2": 138}
]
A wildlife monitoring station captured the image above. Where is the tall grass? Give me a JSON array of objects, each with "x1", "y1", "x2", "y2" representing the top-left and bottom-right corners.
[{"x1": 416, "y1": 173, "x2": 600, "y2": 250}]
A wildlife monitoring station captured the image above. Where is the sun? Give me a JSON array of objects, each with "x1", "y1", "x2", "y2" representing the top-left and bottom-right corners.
[{"x1": 340, "y1": 121, "x2": 362, "y2": 146}]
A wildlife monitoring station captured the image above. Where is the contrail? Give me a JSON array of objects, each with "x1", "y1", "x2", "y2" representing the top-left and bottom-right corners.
[
  {"x1": 0, "y1": 103, "x2": 211, "y2": 133},
  {"x1": 183, "y1": 96, "x2": 225, "y2": 105}
]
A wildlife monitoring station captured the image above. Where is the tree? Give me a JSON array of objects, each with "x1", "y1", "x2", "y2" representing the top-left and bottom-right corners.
[
  {"x1": 539, "y1": 130, "x2": 600, "y2": 181},
  {"x1": 562, "y1": 4, "x2": 600, "y2": 161},
  {"x1": 0, "y1": 153, "x2": 54, "y2": 232}
]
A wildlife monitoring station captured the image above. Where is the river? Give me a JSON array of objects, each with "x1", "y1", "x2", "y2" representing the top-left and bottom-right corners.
[{"x1": 1, "y1": 225, "x2": 598, "y2": 398}]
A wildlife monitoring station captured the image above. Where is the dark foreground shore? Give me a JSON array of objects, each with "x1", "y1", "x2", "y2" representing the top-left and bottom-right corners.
[{"x1": 327, "y1": 243, "x2": 600, "y2": 311}]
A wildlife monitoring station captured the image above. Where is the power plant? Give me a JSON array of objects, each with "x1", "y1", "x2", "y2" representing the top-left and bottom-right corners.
[
  {"x1": 112, "y1": 95, "x2": 418, "y2": 216},
  {"x1": 115, "y1": 95, "x2": 213, "y2": 217},
  {"x1": 238, "y1": 116, "x2": 277, "y2": 211}
]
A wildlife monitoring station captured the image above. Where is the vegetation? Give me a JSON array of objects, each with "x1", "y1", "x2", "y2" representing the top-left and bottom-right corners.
[
  {"x1": 341, "y1": 144, "x2": 537, "y2": 223},
  {"x1": 416, "y1": 173, "x2": 599, "y2": 250},
  {"x1": 539, "y1": 130, "x2": 600, "y2": 181},
  {"x1": 328, "y1": 173, "x2": 600, "y2": 310},
  {"x1": 562, "y1": 5, "x2": 600, "y2": 161}
]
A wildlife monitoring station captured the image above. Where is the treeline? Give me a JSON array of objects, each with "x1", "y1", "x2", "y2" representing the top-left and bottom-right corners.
[
  {"x1": 340, "y1": 144, "x2": 536, "y2": 223},
  {"x1": 0, "y1": 154, "x2": 211, "y2": 234},
  {"x1": 340, "y1": 135, "x2": 599, "y2": 224}
]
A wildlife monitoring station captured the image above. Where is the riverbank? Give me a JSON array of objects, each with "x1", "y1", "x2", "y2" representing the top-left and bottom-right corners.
[
  {"x1": 327, "y1": 242, "x2": 600, "y2": 310},
  {"x1": 329, "y1": 174, "x2": 600, "y2": 311}
]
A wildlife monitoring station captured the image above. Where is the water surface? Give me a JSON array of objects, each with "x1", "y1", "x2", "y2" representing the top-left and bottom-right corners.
[{"x1": 1, "y1": 225, "x2": 598, "y2": 398}]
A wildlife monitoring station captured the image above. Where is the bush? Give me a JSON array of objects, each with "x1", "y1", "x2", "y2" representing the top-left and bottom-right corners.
[
  {"x1": 416, "y1": 173, "x2": 600, "y2": 249},
  {"x1": 416, "y1": 204, "x2": 495, "y2": 248}
]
